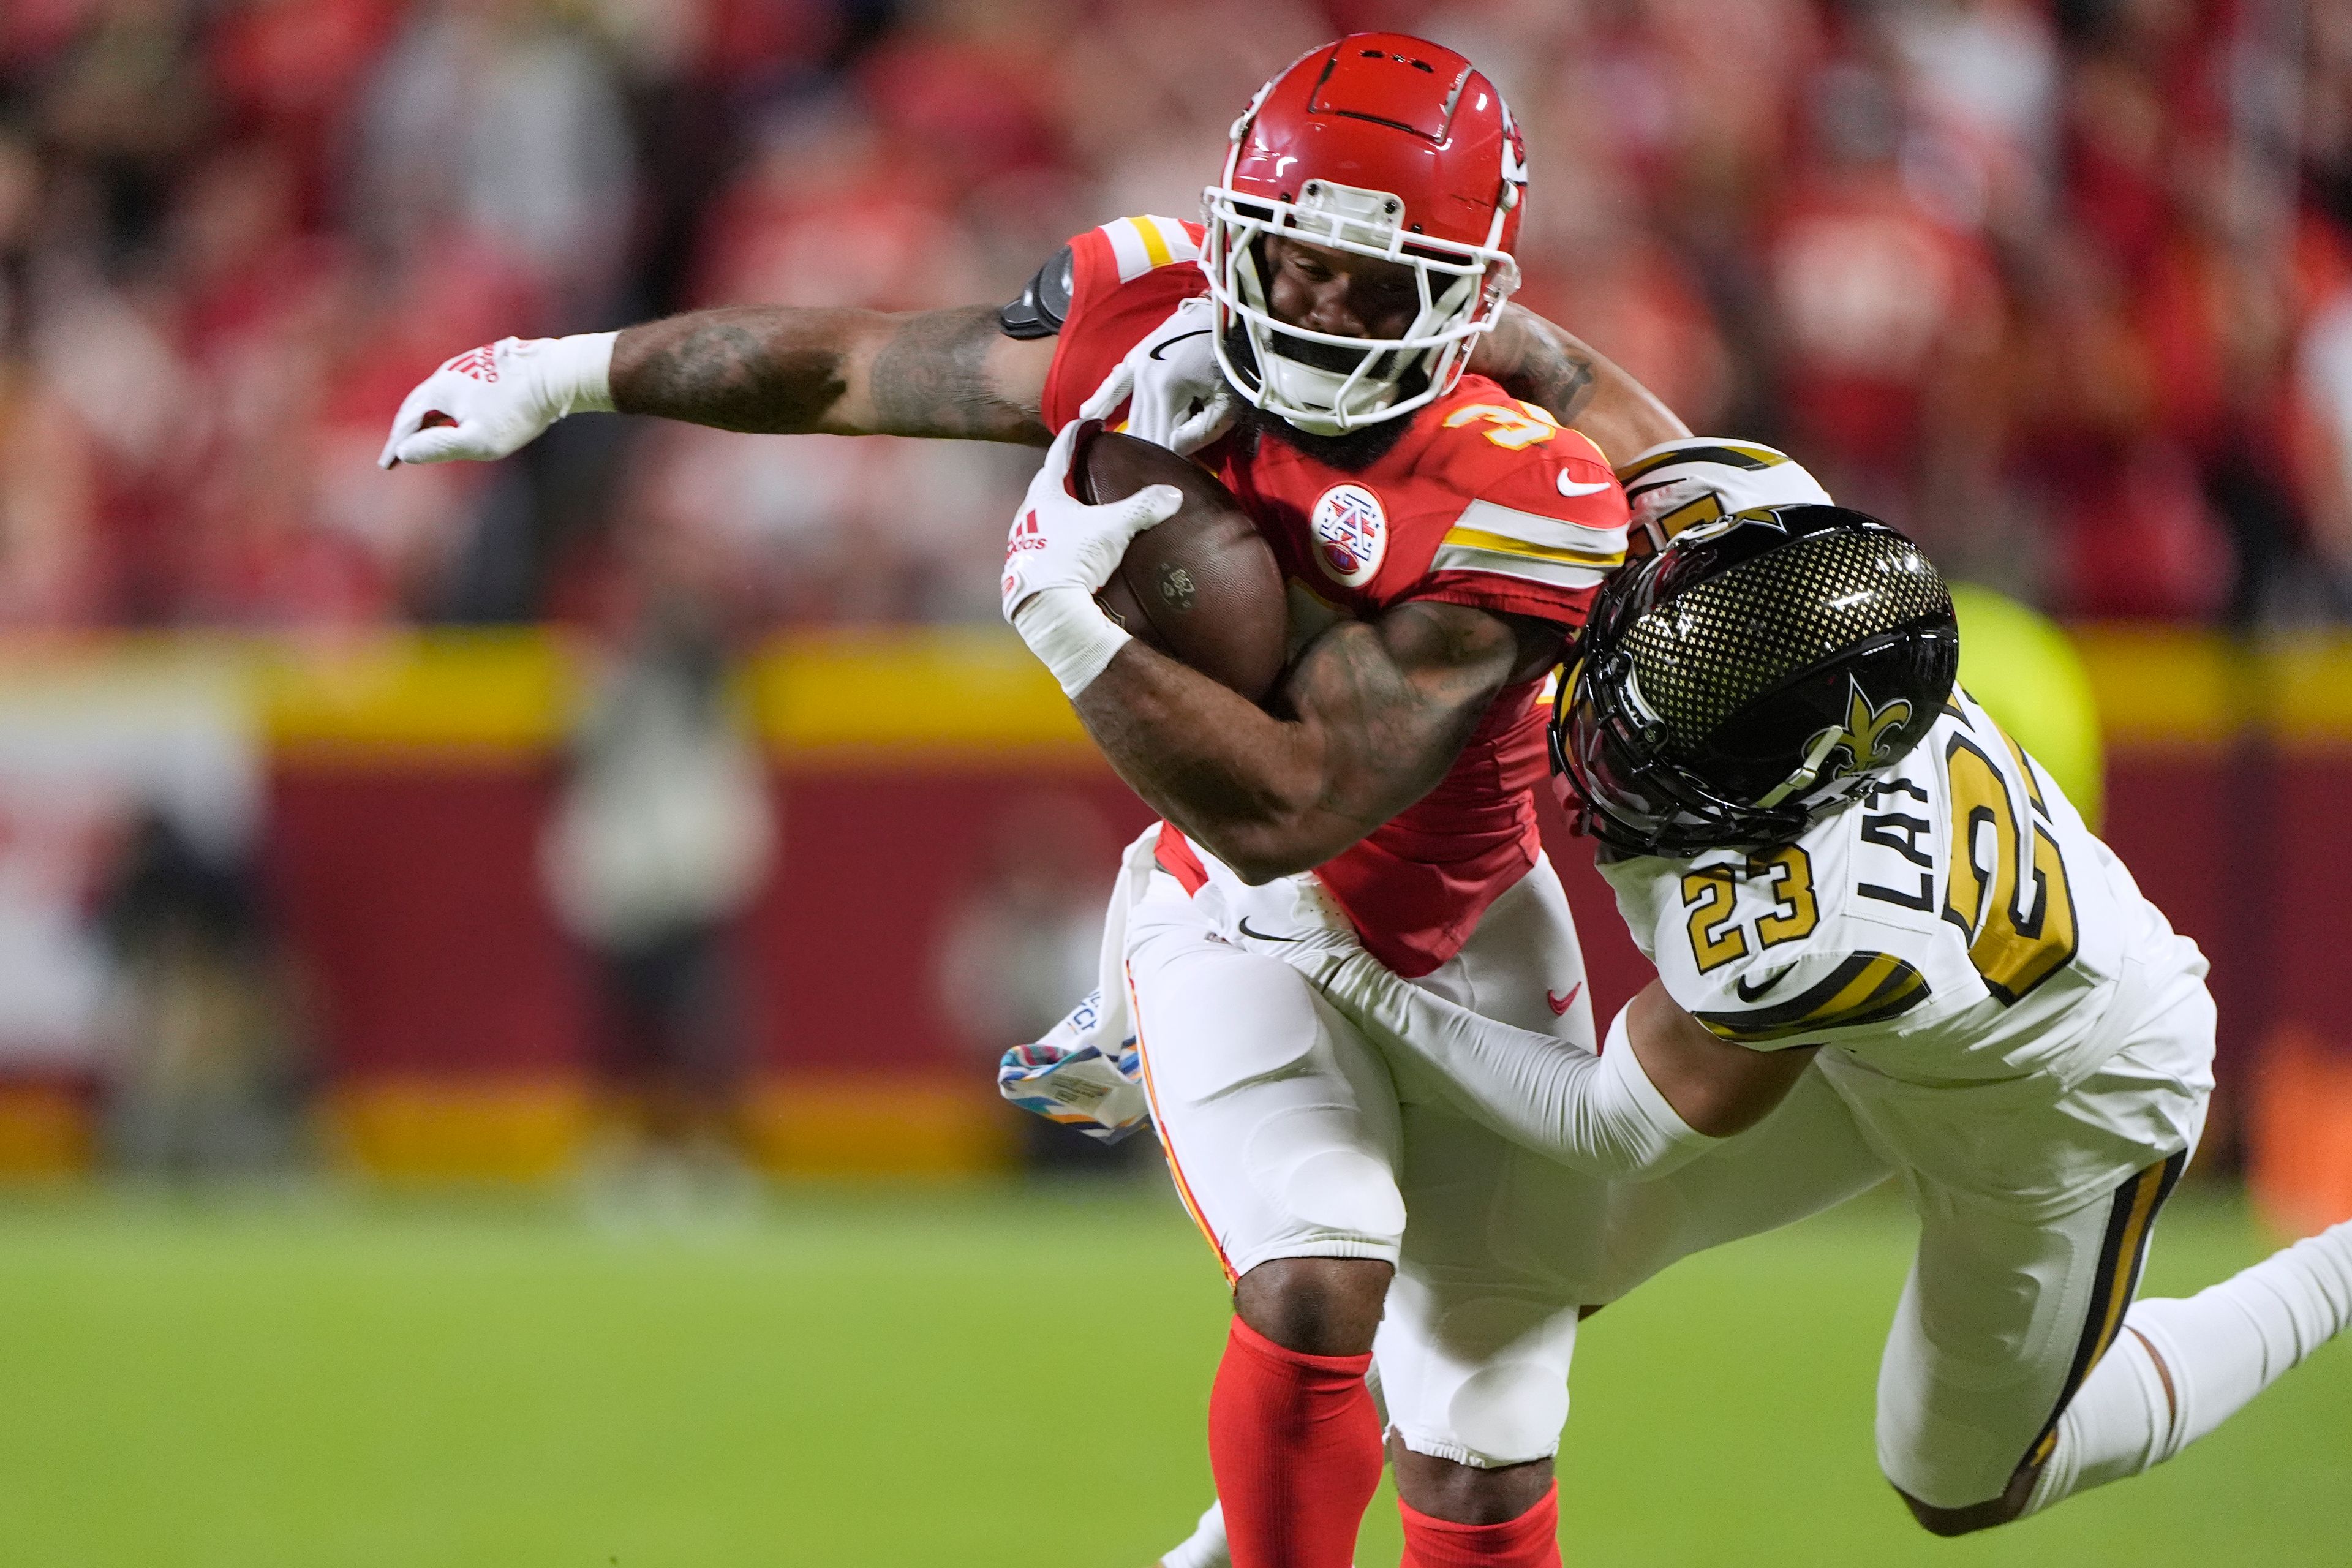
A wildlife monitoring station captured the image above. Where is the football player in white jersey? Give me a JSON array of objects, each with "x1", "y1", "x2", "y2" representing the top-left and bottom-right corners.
[{"x1": 1229, "y1": 489, "x2": 2352, "y2": 1537}]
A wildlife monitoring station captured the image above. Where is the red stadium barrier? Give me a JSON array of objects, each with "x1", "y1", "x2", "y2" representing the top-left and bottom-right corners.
[{"x1": 0, "y1": 627, "x2": 2345, "y2": 1215}]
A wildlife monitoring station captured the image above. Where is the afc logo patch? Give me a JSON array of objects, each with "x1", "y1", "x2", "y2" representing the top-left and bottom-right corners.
[{"x1": 1310, "y1": 484, "x2": 1387, "y2": 588}]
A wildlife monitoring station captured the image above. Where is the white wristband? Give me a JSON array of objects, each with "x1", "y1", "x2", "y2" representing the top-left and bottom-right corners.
[
  {"x1": 540, "y1": 331, "x2": 619, "y2": 416},
  {"x1": 1012, "y1": 586, "x2": 1133, "y2": 697}
]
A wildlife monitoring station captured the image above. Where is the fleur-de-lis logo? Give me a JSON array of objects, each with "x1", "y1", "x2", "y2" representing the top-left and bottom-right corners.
[
  {"x1": 1758, "y1": 677, "x2": 1918, "y2": 810},
  {"x1": 1809, "y1": 677, "x2": 1913, "y2": 782}
]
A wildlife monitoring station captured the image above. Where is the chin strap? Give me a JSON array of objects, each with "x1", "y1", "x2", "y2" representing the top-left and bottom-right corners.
[{"x1": 1754, "y1": 725, "x2": 1847, "y2": 810}]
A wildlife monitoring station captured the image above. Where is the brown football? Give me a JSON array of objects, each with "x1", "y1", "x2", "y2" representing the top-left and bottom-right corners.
[{"x1": 1076, "y1": 426, "x2": 1287, "y2": 705}]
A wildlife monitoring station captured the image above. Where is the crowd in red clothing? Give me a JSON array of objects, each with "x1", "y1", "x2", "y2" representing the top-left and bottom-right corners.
[{"x1": 2, "y1": 0, "x2": 2350, "y2": 630}]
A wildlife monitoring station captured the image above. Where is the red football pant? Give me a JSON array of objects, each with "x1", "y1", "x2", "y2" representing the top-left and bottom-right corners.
[
  {"x1": 1399, "y1": 1484, "x2": 1561, "y2": 1568},
  {"x1": 1208, "y1": 1317, "x2": 1383, "y2": 1568}
]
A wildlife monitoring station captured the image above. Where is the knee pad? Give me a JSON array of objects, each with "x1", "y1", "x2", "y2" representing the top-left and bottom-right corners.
[
  {"x1": 1378, "y1": 1283, "x2": 1578, "y2": 1468},
  {"x1": 1253, "y1": 1127, "x2": 1408, "y2": 1244}
]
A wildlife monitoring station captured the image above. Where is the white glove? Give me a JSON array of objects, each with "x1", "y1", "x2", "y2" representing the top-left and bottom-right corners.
[
  {"x1": 378, "y1": 333, "x2": 619, "y2": 468},
  {"x1": 1002, "y1": 420, "x2": 1182, "y2": 696},
  {"x1": 1080, "y1": 295, "x2": 1235, "y2": 456}
]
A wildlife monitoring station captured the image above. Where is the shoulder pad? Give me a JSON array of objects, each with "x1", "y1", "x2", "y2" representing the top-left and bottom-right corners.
[{"x1": 999, "y1": 245, "x2": 1075, "y2": 340}]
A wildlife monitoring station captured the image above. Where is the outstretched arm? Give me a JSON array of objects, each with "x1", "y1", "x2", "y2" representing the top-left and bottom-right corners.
[
  {"x1": 380, "y1": 304, "x2": 1056, "y2": 466},
  {"x1": 611, "y1": 304, "x2": 1055, "y2": 442},
  {"x1": 1474, "y1": 305, "x2": 1689, "y2": 461},
  {"x1": 384, "y1": 295, "x2": 1675, "y2": 463},
  {"x1": 1252, "y1": 946, "x2": 1811, "y2": 1178}
]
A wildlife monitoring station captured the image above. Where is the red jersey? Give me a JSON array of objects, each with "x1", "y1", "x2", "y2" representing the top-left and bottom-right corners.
[{"x1": 1041, "y1": 217, "x2": 1630, "y2": 976}]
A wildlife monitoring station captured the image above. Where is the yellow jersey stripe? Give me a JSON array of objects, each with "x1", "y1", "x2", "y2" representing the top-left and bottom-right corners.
[
  {"x1": 1104, "y1": 215, "x2": 1195, "y2": 281},
  {"x1": 1103, "y1": 219, "x2": 1152, "y2": 281},
  {"x1": 1442, "y1": 525, "x2": 1626, "y2": 566},
  {"x1": 1769, "y1": 952, "x2": 1907, "y2": 1035},
  {"x1": 1452, "y1": 498, "x2": 1627, "y2": 555},
  {"x1": 1145, "y1": 214, "x2": 1197, "y2": 264},
  {"x1": 1134, "y1": 215, "x2": 1174, "y2": 269},
  {"x1": 1831, "y1": 954, "x2": 1915, "y2": 1016},
  {"x1": 1428, "y1": 544, "x2": 1612, "y2": 592}
]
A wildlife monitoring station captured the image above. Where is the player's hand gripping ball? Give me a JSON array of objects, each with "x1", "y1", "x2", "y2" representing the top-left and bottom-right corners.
[
  {"x1": 1073, "y1": 425, "x2": 1286, "y2": 704},
  {"x1": 1079, "y1": 295, "x2": 1235, "y2": 457},
  {"x1": 1000, "y1": 421, "x2": 1287, "y2": 703},
  {"x1": 1001, "y1": 419, "x2": 1187, "y2": 618}
]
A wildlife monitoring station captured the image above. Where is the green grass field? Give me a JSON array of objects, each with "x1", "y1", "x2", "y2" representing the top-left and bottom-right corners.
[{"x1": 0, "y1": 1180, "x2": 2343, "y2": 1567}]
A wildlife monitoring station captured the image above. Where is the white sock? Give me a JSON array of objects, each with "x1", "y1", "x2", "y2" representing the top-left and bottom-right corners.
[
  {"x1": 2027, "y1": 1219, "x2": 2352, "y2": 1513},
  {"x1": 1158, "y1": 1501, "x2": 1228, "y2": 1568}
]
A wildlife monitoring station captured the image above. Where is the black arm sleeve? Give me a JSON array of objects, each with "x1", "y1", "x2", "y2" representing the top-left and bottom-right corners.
[{"x1": 998, "y1": 244, "x2": 1074, "y2": 339}]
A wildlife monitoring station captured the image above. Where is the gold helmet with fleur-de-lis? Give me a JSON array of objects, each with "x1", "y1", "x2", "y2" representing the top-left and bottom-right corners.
[{"x1": 1551, "y1": 502, "x2": 1959, "y2": 857}]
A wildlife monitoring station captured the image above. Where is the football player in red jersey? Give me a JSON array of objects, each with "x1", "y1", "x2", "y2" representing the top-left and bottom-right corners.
[{"x1": 385, "y1": 36, "x2": 1689, "y2": 1568}]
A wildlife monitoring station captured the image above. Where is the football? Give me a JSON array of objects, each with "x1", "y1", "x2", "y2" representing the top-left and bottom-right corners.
[{"x1": 1075, "y1": 426, "x2": 1287, "y2": 705}]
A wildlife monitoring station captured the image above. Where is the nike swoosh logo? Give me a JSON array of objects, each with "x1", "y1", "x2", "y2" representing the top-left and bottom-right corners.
[
  {"x1": 1558, "y1": 473, "x2": 1615, "y2": 497},
  {"x1": 1546, "y1": 982, "x2": 1583, "y2": 1016},
  {"x1": 1148, "y1": 329, "x2": 1212, "y2": 361},
  {"x1": 1236, "y1": 918, "x2": 1303, "y2": 943},
  {"x1": 1735, "y1": 965, "x2": 1796, "y2": 1003}
]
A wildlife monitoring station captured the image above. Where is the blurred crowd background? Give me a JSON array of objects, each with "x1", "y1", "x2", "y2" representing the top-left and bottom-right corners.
[
  {"x1": 2, "y1": 0, "x2": 2351, "y2": 1203},
  {"x1": 7, "y1": 14, "x2": 2352, "y2": 1559},
  {"x1": 1, "y1": 0, "x2": 2349, "y2": 636}
]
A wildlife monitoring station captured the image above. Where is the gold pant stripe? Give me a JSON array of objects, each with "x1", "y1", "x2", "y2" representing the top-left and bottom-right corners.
[
  {"x1": 2024, "y1": 1148, "x2": 2188, "y2": 1469},
  {"x1": 2093, "y1": 1161, "x2": 2170, "y2": 1355}
]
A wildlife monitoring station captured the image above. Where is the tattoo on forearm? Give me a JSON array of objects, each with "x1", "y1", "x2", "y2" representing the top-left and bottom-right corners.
[
  {"x1": 611, "y1": 303, "x2": 1044, "y2": 440},
  {"x1": 612, "y1": 309, "x2": 850, "y2": 433},
  {"x1": 869, "y1": 306, "x2": 1038, "y2": 439}
]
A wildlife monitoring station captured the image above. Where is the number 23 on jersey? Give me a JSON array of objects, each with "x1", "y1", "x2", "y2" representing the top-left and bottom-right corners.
[{"x1": 1679, "y1": 717, "x2": 2079, "y2": 1005}]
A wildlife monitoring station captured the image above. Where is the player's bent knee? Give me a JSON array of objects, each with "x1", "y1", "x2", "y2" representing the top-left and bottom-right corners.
[
  {"x1": 1378, "y1": 1281, "x2": 1578, "y2": 1474},
  {"x1": 1441, "y1": 1359, "x2": 1571, "y2": 1466},
  {"x1": 1390, "y1": 1441, "x2": 1555, "y2": 1525},
  {"x1": 1235, "y1": 1257, "x2": 1395, "y2": 1357}
]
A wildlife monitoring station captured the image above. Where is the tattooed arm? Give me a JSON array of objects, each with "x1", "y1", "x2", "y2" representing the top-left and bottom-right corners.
[
  {"x1": 611, "y1": 298, "x2": 1670, "y2": 448},
  {"x1": 379, "y1": 303, "x2": 1058, "y2": 466},
  {"x1": 386, "y1": 295, "x2": 1660, "y2": 461},
  {"x1": 1474, "y1": 305, "x2": 1689, "y2": 461},
  {"x1": 1072, "y1": 601, "x2": 1556, "y2": 884},
  {"x1": 609, "y1": 304, "x2": 1057, "y2": 443}
]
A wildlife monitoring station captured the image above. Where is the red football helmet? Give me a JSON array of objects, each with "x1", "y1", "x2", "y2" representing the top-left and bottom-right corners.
[{"x1": 1204, "y1": 34, "x2": 1528, "y2": 435}]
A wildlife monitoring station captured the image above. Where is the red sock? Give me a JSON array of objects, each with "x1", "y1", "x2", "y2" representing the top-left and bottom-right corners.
[
  {"x1": 1208, "y1": 1317, "x2": 1382, "y2": 1568},
  {"x1": 1398, "y1": 1483, "x2": 1561, "y2": 1568}
]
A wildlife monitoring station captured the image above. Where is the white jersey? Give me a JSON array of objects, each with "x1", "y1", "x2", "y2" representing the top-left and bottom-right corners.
[{"x1": 1603, "y1": 690, "x2": 2211, "y2": 1211}]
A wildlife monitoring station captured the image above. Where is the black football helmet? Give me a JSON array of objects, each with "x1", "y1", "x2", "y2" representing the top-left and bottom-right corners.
[{"x1": 1550, "y1": 503, "x2": 1959, "y2": 858}]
